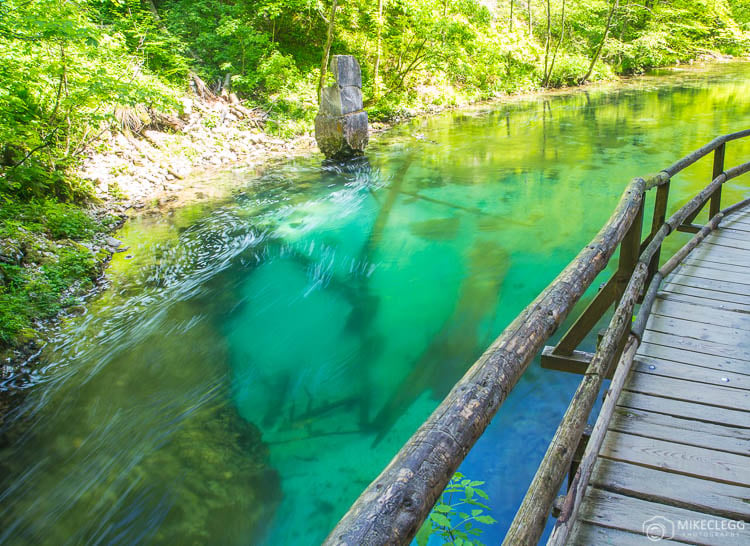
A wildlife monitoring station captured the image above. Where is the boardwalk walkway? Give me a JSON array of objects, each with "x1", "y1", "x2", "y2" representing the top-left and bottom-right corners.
[{"x1": 569, "y1": 208, "x2": 750, "y2": 545}]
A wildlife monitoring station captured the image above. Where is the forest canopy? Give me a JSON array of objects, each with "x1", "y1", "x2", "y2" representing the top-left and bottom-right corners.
[
  {"x1": 0, "y1": 0, "x2": 749, "y2": 197},
  {"x1": 0, "y1": 0, "x2": 749, "y2": 348}
]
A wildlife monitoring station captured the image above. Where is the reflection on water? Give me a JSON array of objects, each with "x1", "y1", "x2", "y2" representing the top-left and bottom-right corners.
[{"x1": 1, "y1": 62, "x2": 750, "y2": 545}]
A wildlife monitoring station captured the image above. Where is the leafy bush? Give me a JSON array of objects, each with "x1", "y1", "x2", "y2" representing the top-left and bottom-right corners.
[
  {"x1": 43, "y1": 201, "x2": 98, "y2": 240},
  {"x1": 416, "y1": 472, "x2": 497, "y2": 546}
]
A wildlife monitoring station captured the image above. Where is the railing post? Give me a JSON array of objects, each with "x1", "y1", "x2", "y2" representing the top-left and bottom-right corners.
[
  {"x1": 616, "y1": 200, "x2": 644, "y2": 299},
  {"x1": 710, "y1": 143, "x2": 725, "y2": 218},
  {"x1": 647, "y1": 181, "x2": 670, "y2": 283}
]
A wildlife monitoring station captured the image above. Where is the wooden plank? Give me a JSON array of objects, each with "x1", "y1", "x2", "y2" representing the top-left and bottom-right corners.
[
  {"x1": 568, "y1": 520, "x2": 689, "y2": 545},
  {"x1": 685, "y1": 255, "x2": 750, "y2": 274},
  {"x1": 702, "y1": 236, "x2": 750, "y2": 252},
  {"x1": 657, "y1": 290, "x2": 750, "y2": 314},
  {"x1": 638, "y1": 340, "x2": 750, "y2": 375},
  {"x1": 651, "y1": 300, "x2": 750, "y2": 332},
  {"x1": 645, "y1": 314, "x2": 750, "y2": 348},
  {"x1": 633, "y1": 357, "x2": 750, "y2": 387},
  {"x1": 696, "y1": 242, "x2": 750, "y2": 266},
  {"x1": 701, "y1": 228, "x2": 750, "y2": 243},
  {"x1": 725, "y1": 209, "x2": 750, "y2": 223},
  {"x1": 610, "y1": 406, "x2": 750, "y2": 441},
  {"x1": 600, "y1": 431, "x2": 750, "y2": 487},
  {"x1": 674, "y1": 264, "x2": 750, "y2": 286},
  {"x1": 666, "y1": 271, "x2": 750, "y2": 298},
  {"x1": 642, "y1": 329, "x2": 750, "y2": 362},
  {"x1": 617, "y1": 391, "x2": 750, "y2": 429},
  {"x1": 625, "y1": 372, "x2": 750, "y2": 412},
  {"x1": 659, "y1": 285, "x2": 750, "y2": 311},
  {"x1": 590, "y1": 459, "x2": 750, "y2": 522},
  {"x1": 610, "y1": 407, "x2": 750, "y2": 455},
  {"x1": 579, "y1": 488, "x2": 750, "y2": 545},
  {"x1": 720, "y1": 222, "x2": 750, "y2": 234}
]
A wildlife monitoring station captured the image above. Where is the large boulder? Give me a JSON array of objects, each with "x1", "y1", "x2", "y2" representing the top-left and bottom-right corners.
[{"x1": 315, "y1": 55, "x2": 368, "y2": 159}]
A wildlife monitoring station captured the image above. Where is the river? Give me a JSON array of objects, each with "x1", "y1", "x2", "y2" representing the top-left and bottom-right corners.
[{"x1": 1, "y1": 61, "x2": 749, "y2": 545}]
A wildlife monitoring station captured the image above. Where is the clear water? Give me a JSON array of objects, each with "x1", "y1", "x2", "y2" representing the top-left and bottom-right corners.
[{"x1": 1, "y1": 62, "x2": 750, "y2": 545}]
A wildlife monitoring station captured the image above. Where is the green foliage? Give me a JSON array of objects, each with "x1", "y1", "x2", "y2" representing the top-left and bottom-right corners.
[
  {"x1": 0, "y1": 200, "x2": 108, "y2": 347},
  {"x1": 416, "y1": 472, "x2": 497, "y2": 546},
  {"x1": 0, "y1": 0, "x2": 180, "y2": 198}
]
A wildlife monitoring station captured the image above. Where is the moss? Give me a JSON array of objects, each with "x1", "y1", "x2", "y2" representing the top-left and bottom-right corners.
[{"x1": 0, "y1": 199, "x2": 115, "y2": 348}]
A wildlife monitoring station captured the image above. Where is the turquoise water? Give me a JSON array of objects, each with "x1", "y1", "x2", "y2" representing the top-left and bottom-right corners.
[{"x1": 1, "y1": 62, "x2": 750, "y2": 545}]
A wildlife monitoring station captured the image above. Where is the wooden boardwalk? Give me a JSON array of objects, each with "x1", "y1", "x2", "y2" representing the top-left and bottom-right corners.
[{"x1": 569, "y1": 208, "x2": 750, "y2": 545}]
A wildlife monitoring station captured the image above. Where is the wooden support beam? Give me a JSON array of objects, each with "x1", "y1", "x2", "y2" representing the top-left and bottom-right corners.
[
  {"x1": 541, "y1": 347, "x2": 595, "y2": 375},
  {"x1": 647, "y1": 181, "x2": 670, "y2": 282},
  {"x1": 710, "y1": 143, "x2": 725, "y2": 219},
  {"x1": 548, "y1": 276, "x2": 618, "y2": 357},
  {"x1": 676, "y1": 223, "x2": 702, "y2": 234}
]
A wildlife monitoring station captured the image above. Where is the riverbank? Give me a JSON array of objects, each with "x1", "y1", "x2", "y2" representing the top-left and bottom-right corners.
[{"x1": 1, "y1": 56, "x2": 747, "y2": 376}]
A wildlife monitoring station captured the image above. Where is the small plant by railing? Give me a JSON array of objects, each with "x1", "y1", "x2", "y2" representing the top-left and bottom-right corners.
[{"x1": 415, "y1": 473, "x2": 497, "y2": 546}]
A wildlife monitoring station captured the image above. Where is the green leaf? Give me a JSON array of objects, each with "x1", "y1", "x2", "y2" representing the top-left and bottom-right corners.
[
  {"x1": 474, "y1": 489, "x2": 490, "y2": 500},
  {"x1": 430, "y1": 513, "x2": 452, "y2": 527},
  {"x1": 415, "y1": 519, "x2": 433, "y2": 546},
  {"x1": 471, "y1": 509, "x2": 483, "y2": 517},
  {"x1": 469, "y1": 481, "x2": 485, "y2": 486},
  {"x1": 465, "y1": 486, "x2": 475, "y2": 499},
  {"x1": 476, "y1": 515, "x2": 497, "y2": 525},
  {"x1": 435, "y1": 503, "x2": 452, "y2": 513}
]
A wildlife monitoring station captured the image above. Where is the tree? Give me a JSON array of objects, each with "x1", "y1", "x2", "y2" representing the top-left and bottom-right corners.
[{"x1": 318, "y1": 0, "x2": 339, "y2": 101}]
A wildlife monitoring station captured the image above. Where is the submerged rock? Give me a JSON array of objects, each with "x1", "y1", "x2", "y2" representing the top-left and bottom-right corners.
[{"x1": 315, "y1": 55, "x2": 369, "y2": 159}]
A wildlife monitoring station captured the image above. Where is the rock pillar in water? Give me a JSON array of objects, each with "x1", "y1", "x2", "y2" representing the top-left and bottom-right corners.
[{"x1": 315, "y1": 55, "x2": 369, "y2": 159}]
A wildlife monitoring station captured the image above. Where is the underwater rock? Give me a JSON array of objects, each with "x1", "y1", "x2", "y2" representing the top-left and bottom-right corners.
[
  {"x1": 315, "y1": 55, "x2": 369, "y2": 159},
  {"x1": 408, "y1": 217, "x2": 461, "y2": 241}
]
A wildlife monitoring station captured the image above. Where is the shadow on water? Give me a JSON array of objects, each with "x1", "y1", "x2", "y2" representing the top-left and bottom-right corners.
[{"x1": 0, "y1": 61, "x2": 749, "y2": 546}]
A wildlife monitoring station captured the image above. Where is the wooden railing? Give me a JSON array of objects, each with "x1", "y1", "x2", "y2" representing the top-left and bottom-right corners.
[{"x1": 324, "y1": 130, "x2": 750, "y2": 546}]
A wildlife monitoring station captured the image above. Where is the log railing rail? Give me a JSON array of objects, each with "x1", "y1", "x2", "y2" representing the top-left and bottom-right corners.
[{"x1": 324, "y1": 130, "x2": 750, "y2": 546}]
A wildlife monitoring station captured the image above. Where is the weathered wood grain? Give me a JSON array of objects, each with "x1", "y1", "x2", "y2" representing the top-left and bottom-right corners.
[
  {"x1": 667, "y1": 271, "x2": 750, "y2": 298},
  {"x1": 590, "y1": 459, "x2": 750, "y2": 523},
  {"x1": 578, "y1": 488, "x2": 750, "y2": 545},
  {"x1": 675, "y1": 264, "x2": 750, "y2": 286},
  {"x1": 609, "y1": 406, "x2": 750, "y2": 442},
  {"x1": 609, "y1": 408, "x2": 750, "y2": 455},
  {"x1": 650, "y1": 300, "x2": 750, "y2": 332},
  {"x1": 638, "y1": 340, "x2": 750, "y2": 374},
  {"x1": 567, "y1": 520, "x2": 687, "y2": 545},
  {"x1": 684, "y1": 256, "x2": 750, "y2": 275},
  {"x1": 659, "y1": 285, "x2": 750, "y2": 311},
  {"x1": 625, "y1": 372, "x2": 750, "y2": 411},
  {"x1": 645, "y1": 315, "x2": 750, "y2": 347},
  {"x1": 641, "y1": 329, "x2": 750, "y2": 362},
  {"x1": 633, "y1": 357, "x2": 750, "y2": 389},
  {"x1": 600, "y1": 431, "x2": 750, "y2": 487},
  {"x1": 617, "y1": 391, "x2": 750, "y2": 429}
]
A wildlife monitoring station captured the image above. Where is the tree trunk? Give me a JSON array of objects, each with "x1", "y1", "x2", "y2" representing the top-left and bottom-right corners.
[
  {"x1": 543, "y1": 0, "x2": 566, "y2": 87},
  {"x1": 543, "y1": 0, "x2": 551, "y2": 82},
  {"x1": 528, "y1": 0, "x2": 532, "y2": 37},
  {"x1": 374, "y1": 0, "x2": 384, "y2": 100},
  {"x1": 318, "y1": 0, "x2": 339, "y2": 102},
  {"x1": 582, "y1": 0, "x2": 618, "y2": 82}
]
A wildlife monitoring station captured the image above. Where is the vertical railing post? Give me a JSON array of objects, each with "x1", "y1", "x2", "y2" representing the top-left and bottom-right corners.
[
  {"x1": 611, "y1": 199, "x2": 644, "y2": 360},
  {"x1": 710, "y1": 143, "x2": 725, "y2": 218},
  {"x1": 647, "y1": 181, "x2": 670, "y2": 282}
]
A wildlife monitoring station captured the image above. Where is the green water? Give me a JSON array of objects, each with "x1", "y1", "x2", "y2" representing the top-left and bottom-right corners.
[{"x1": 1, "y1": 62, "x2": 749, "y2": 545}]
